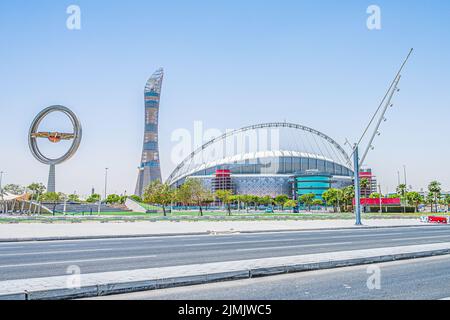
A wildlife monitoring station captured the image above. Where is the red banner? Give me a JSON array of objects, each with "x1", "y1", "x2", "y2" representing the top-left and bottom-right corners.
[{"x1": 352, "y1": 198, "x2": 401, "y2": 206}]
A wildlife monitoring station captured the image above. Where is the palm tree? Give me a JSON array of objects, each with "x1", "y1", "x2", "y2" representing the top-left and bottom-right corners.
[
  {"x1": 343, "y1": 186, "x2": 355, "y2": 212},
  {"x1": 360, "y1": 179, "x2": 370, "y2": 199},
  {"x1": 396, "y1": 184, "x2": 408, "y2": 198},
  {"x1": 428, "y1": 181, "x2": 442, "y2": 213},
  {"x1": 444, "y1": 195, "x2": 450, "y2": 212}
]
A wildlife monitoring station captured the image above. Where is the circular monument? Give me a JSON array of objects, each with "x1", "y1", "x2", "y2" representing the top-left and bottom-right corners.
[{"x1": 28, "y1": 105, "x2": 82, "y2": 192}]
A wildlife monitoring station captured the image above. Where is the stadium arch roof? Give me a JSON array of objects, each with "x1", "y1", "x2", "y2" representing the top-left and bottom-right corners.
[{"x1": 167, "y1": 122, "x2": 353, "y2": 185}]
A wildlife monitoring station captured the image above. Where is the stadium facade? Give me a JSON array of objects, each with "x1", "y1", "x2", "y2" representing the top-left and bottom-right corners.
[
  {"x1": 135, "y1": 68, "x2": 164, "y2": 197},
  {"x1": 167, "y1": 123, "x2": 354, "y2": 199}
]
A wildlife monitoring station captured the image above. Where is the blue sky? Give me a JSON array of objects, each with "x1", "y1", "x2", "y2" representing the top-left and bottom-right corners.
[{"x1": 0, "y1": 0, "x2": 449, "y2": 196}]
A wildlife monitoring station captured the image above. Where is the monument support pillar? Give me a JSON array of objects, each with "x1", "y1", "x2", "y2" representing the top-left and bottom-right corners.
[{"x1": 48, "y1": 164, "x2": 56, "y2": 193}]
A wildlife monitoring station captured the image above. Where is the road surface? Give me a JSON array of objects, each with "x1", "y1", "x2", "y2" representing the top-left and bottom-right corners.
[
  {"x1": 0, "y1": 225, "x2": 449, "y2": 282},
  {"x1": 91, "y1": 255, "x2": 450, "y2": 300}
]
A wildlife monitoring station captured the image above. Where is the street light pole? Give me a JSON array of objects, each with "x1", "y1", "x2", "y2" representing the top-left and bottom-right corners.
[
  {"x1": 403, "y1": 165, "x2": 407, "y2": 187},
  {"x1": 0, "y1": 171, "x2": 5, "y2": 213},
  {"x1": 353, "y1": 145, "x2": 362, "y2": 226},
  {"x1": 104, "y1": 168, "x2": 109, "y2": 201},
  {"x1": 0, "y1": 171, "x2": 4, "y2": 200},
  {"x1": 378, "y1": 184, "x2": 383, "y2": 214}
]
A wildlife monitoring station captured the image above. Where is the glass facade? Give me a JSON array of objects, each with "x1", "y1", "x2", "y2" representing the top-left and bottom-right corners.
[
  {"x1": 190, "y1": 156, "x2": 352, "y2": 178},
  {"x1": 295, "y1": 174, "x2": 332, "y2": 200}
]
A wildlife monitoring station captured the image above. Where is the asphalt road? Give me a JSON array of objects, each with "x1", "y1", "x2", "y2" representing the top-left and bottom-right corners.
[
  {"x1": 0, "y1": 225, "x2": 449, "y2": 281},
  {"x1": 94, "y1": 255, "x2": 450, "y2": 300}
]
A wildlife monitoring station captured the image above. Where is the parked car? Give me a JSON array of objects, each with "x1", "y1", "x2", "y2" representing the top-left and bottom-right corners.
[{"x1": 265, "y1": 207, "x2": 274, "y2": 213}]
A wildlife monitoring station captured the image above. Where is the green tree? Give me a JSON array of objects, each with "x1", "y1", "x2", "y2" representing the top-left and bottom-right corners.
[
  {"x1": 129, "y1": 195, "x2": 142, "y2": 203},
  {"x1": 39, "y1": 192, "x2": 62, "y2": 202},
  {"x1": 105, "y1": 194, "x2": 121, "y2": 204},
  {"x1": 119, "y1": 195, "x2": 128, "y2": 204},
  {"x1": 27, "y1": 183, "x2": 46, "y2": 200},
  {"x1": 274, "y1": 195, "x2": 290, "y2": 211},
  {"x1": 86, "y1": 194, "x2": 101, "y2": 203},
  {"x1": 444, "y1": 194, "x2": 450, "y2": 212},
  {"x1": 251, "y1": 195, "x2": 261, "y2": 211},
  {"x1": 215, "y1": 190, "x2": 233, "y2": 216},
  {"x1": 229, "y1": 195, "x2": 240, "y2": 210},
  {"x1": 396, "y1": 184, "x2": 408, "y2": 198},
  {"x1": 68, "y1": 194, "x2": 80, "y2": 202},
  {"x1": 342, "y1": 186, "x2": 355, "y2": 212},
  {"x1": 238, "y1": 195, "x2": 253, "y2": 212},
  {"x1": 234, "y1": 195, "x2": 244, "y2": 211},
  {"x1": 143, "y1": 180, "x2": 174, "y2": 216},
  {"x1": 428, "y1": 181, "x2": 442, "y2": 213},
  {"x1": 360, "y1": 178, "x2": 370, "y2": 199},
  {"x1": 425, "y1": 193, "x2": 435, "y2": 212},
  {"x1": 39, "y1": 192, "x2": 63, "y2": 215},
  {"x1": 259, "y1": 196, "x2": 274, "y2": 207},
  {"x1": 284, "y1": 200, "x2": 298, "y2": 209},
  {"x1": 176, "y1": 183, "x2": 193, "y2": 210},
  {"x1": 300, "y1": 193, "x2": 315, "y2": 212},
  {"x1": 183, "y1": 178, "x2": 211, "y2": 216},
  {"x1": 322, "y1": 189, "x2": 343, "y2": 212},
  {"x1": 312, "y1": 199, "x2": 323, "y2": 209},
  {"x1": 406, "y1": 191, "x2": 423, "y2": 213},
  {"x1": 369, "y1": 192, "x2": 382, "y2": 199}
]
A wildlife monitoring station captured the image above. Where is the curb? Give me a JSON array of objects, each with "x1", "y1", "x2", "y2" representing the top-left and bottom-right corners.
[
  {"x1": 3, "y1": 246, "x2": 450, "y2": 300},
  {"x1": 0, "y1": 223, "x2": 435, "y2": 243}
]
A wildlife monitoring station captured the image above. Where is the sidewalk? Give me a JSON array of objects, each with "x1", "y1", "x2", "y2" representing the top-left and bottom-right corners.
[
  {"x1": 0, "y1": 219, "x2": 423, "y2": 242},
  {"x1": 1, "y1": 242, "x2": 449, "y2": 300}
]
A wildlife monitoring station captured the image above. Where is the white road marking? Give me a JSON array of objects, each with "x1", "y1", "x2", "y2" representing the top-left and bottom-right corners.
[
  {"x1": 235, "y1": 242, "x2": 354, "y2": 252},
  {"x1": 0, "y1": 254, "x2": 158, "y2": 269},
  {"x1": 1, "y1": 231, "x2": 449, "y2": 254},
  {"x1": 381, "y1": 235, "x2": 450, "y2": 242},
  {"x1": 186, "y1": 232, "x2": 450, "y2": 247},
  {"x1": 48, "y1": 244, "x2": 79, "y2": 247},
  {"x1": 0, "y1": 248, "x2": 117, "y2": 257},
  {"x1": 0, "y1": 225, "x2": 446, "y2": 248}
]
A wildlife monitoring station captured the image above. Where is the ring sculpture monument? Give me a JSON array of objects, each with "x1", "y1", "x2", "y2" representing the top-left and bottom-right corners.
[{"x1": 28, "y1": 106, "x2": 82, "y2": 193}]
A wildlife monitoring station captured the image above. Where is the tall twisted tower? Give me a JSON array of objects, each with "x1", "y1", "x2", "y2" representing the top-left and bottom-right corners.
[{"x1": 135, "y1": 68, "x2": 164, "y2": 196}]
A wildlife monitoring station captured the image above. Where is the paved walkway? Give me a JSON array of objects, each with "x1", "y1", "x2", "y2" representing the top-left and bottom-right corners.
[
  {"x1": 0, "y1": 219, "x2": 423, "y2": 241},
  {"x1": 1, "y1": 242, "x2": 449, "y2": 300}
]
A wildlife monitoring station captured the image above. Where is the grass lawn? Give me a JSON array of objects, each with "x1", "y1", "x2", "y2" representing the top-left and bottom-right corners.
[
  {"x1": 0, "y1": 211, "x2": 447, "y2": 224},
  {"x1": 65, "y1": 210, "x2": 445, "y2": 220}
]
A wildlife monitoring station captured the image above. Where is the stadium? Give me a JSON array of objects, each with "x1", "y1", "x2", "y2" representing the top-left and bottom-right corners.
[{"x1": 167, "y1": 123, "x2": 354, "y2": 200}]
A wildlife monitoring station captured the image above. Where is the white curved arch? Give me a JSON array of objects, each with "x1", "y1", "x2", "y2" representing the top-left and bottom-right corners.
[{"x1": 167, "y1": 122, "x2": 352, "y2": 185}]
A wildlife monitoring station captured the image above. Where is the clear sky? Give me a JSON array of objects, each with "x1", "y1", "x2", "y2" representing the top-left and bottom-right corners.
[{"x1": 0, "y1": 0, "x2": 449, "y2": 197}]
